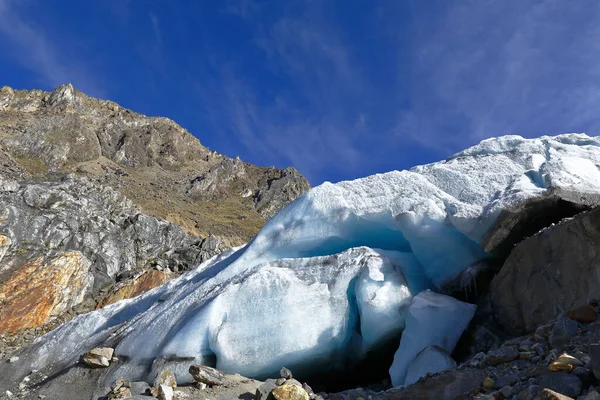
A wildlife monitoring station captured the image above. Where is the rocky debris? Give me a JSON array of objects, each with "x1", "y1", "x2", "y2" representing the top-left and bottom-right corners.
[
  {"x1": 568, "y1": 305, "x2": 598, "y2": 324},
  {"x1": 272, "y1": 384, "x2": 309, "y2": 400},
  {"x1": 107, "y1": 378, "x2": 133, "y2": 399},
  {"x1": 0, "y1": 84, "x2": 309, "y2": 245},
  {"x1": 82, "y1": 347, "x2": 114, "y2": 368},
  {"x1": 490, "y1": 206, "x2": 600, "y2": 334},
  {"x1": 188, "y1": 365, "x2": 226, "y2": 387},
  {"x1": 580, "y1": 390, "x2": 600, "y2": 400}
]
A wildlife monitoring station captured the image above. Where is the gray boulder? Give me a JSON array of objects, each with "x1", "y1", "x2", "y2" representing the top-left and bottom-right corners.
[
  {"x1": 490, "y1": 206, "x2": 600, "y2": 334},
  {"x1": 538, "y1": 372, "x2": 582, "y2": 398}
]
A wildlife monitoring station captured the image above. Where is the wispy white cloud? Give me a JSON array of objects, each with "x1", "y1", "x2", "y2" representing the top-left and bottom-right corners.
[
  {"x1": 0, "y1": 0, "x2": 105, "y2": 96},
  {"x1": 203, "y1": 1, "x2": 371, "y2": 183},
  {"x1": 395, "y1": 0, "x2": 600, "y2": 153}
]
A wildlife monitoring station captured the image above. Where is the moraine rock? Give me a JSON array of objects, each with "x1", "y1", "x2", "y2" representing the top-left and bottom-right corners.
[
  {"x1": 188, "y1": 365, "x2": 226, "y2": 386},
  {"x1": 591, "y1": 344, "x2": 600, "y2": 380},
  {"x1": 82, "y1": 348, "x2": 114, "y2": 368},
  {"x1": 567, "y1": 305, "x2": 598, "y2": 323},
  {"x1": 271, "y1": 384, "x2": 309, "y2": 400},
  {"x1": 538, "y1": 372, "x2": 582, "y2": 399},
  {"x1": 549, "y1": 319, "x2": 579, "y2": 349},
  {"x1": 485, "y1": 346, "x2": 520, "y2": 366},
  {"x1": 538, "y1": 388, "x2": 575, "y2": 399}
]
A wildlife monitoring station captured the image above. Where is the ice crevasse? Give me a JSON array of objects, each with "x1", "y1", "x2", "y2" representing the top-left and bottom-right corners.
[{"x1": 4, "y1": 133, "x2": 600, "y2": 390}]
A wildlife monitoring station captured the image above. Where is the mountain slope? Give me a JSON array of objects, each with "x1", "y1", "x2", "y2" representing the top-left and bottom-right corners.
[{"x1": 0, "y1": 84, "x2": 310, "y2": 246}]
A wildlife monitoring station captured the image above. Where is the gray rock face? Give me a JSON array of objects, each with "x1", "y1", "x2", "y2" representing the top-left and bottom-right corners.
[
  {"x1": 490, "y1": 206, "x2": 600, "y2": 334},
  {"x1": 485, "y1": 346, "x2": 520, "y2": 366}
]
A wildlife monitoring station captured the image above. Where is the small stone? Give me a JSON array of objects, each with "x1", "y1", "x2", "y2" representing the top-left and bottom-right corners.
[
  {"x1": 157, "y1": 384, "x2": 173, "y2": 400},
  {"x1": 8, "y1": 356, "x2": 18, "y2": 363},
  {"x1": 5, "y1": 390, "x2": 13, "y2": 398},
  {"x1": 591, "y1": 344, "x2": 600, "y2": 380},
  {"x1": 302, "y1": 383, "x2": 313, "y2": 395},
  {"x1": 517, "y1": 385, "x2": 540, "y2": 400},
  {"x1": 471, "y1": 352, "x2": 487, "y2": 368},
  {"x1": 566, "y1": 305, "x2": 597, "y2": 323},
  {"x1": 536, "y1": 323, "x2": 555, "y2": 339},
  {"x1": 578, "y1": 390, "x2": 600, "y2": 400},
  {"x1": 130, "y1": 381, "x2": 151, "y2": 395},
  {"x1": 196, "y1": 382, "x2": 207, "y2": 390},
  {"x1": 280, "y1": 367, "x2": 293, "y2": 379},
  {"x1": 538, "y1": 388, "x2": 575, "y2": 399},
  {"x1": 549, "y1": 319, "x2": 578, "y2": 349},
  {"x1": 495, "y1": 374, "x2": 519, "y2": 388},
  {"x1": 499, "y1": 386, "x2": 512, "y2": 398},
  {"x1": 285, "y1": 379, "x2": 303, "y2": 388},
  {"x1": 483, "y1": 376, "x2": 496, "y2": 390},
  {"x1": 188, "y1": 364, "x2": 225, "y2": 386},
  {"x1": 277, "y1": 378, "x2": 287, "y2": 386},
  {"x1": 549, "y1": 353, "x2": 584, "y2": 372},
  {"x1": 272, "y1": 384, "x2": 309, "y2": 400},
  {"x1": 82, "y1": 347, "x2": 114, "y2": 368},
  {"x1": 154, "y1": 369, "x2": 177, "y2": 388},
  {"x1": 532, "y1": 343, "x2": 546, "y2": 356},
  {"x1": 520, "y1": 352, "x2": 536, "y2": 360},
  {"x1": 538, "y1": 372, "x2": 582, "y2": 398},
  {"x1": 256, "y1": 379, "x2": 278, "y2": 400},
  {"x1": 486, "y1": 346, "x2": 520, "y2": 366}
]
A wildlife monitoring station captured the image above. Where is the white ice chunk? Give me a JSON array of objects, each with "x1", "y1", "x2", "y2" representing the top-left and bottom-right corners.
[
  {"x1": 404, "y1": 345, "x2": 457, "y2": 386},
  {"x1": 389, "y1": 290, "x2": 476, "y2": 387}
]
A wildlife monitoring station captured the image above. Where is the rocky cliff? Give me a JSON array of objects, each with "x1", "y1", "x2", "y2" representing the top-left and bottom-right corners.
[{"x1": 0, "y1": 83, "x2": 310, "y2": 246}]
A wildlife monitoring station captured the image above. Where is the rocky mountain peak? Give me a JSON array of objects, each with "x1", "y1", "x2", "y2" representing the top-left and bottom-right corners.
[{"x1": 0, "y1": 83, "x2": 310, "y2": 245}]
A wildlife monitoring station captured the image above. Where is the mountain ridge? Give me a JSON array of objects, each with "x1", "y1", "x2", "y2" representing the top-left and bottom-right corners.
[{"x1": 0, "y1": 83, "x2": 310, "y2": 246}]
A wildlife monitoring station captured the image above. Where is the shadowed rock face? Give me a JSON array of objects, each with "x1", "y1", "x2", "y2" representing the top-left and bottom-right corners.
[
  {"x1": 490, "y1": 205, "x2": 600, "y2": 334},
  {"x1": 0, "y1": 83, "x2": 310, "y2": 246}
]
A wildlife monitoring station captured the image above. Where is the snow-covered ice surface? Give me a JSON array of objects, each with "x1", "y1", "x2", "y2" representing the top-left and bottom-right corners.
[
  {"x1": 4, "y1": 134, "x2": 600, "y2": 390},
  {"x1": 388, "y1": 291, "x2": 476, "y2": 386}
]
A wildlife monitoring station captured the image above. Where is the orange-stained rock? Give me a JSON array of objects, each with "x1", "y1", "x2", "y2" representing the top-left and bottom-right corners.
[
  {"x1": 97, "y1": 270, "x2": 171, "y2": 308},
  {"x1": 0, "y1": 251, "x2": 92, "y2": 334},
  {"x1": 567, "y1": 304, "x2": 598, "y2": 323}
]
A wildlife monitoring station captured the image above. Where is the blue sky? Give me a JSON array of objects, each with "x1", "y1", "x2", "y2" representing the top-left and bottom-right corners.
[{"x1": 1, "y1": 0, "x2": 600, "y2": 185}]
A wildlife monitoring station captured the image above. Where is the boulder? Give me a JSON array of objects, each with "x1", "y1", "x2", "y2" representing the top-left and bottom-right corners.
[
  {"x1": 188, "y1": 365, "x2": 226, "y2": 386},
  {"x1": 486, "y1": 346, "x2": 520, "y2": 366},
  {"x1": 271, "y1": 384, "x2": 309, "y2": 400},
  {"x1": 538, "y1": 372, "x2": 582, "y2": 398},
  {"x1": 549, "y1": 320, "x2": 579, "y2": 349},
  {"x1": 566, "y1": 305, "x2": 597, "y2": 323},
  {"x1": 548, "y1": 354, "x2": 584, "y2": 372},
  {"x1": 256, "y1": 379, "x2": 277, "y2": 400},
  {"x1": 82, "y1": 347, "x2": 114, "y2": 368},
  {"x1": 490, "y1": 207, "x2": 600, "y2": 334}
]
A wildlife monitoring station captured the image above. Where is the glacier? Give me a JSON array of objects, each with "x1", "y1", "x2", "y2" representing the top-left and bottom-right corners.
[{"x1": 3, "y1": 133, "x2": 600, "y2": 392}]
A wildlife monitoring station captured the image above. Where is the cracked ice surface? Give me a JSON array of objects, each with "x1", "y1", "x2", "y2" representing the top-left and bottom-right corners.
[{"x1": 4, "y1": 134, "x2": 600, "y2": 389}]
